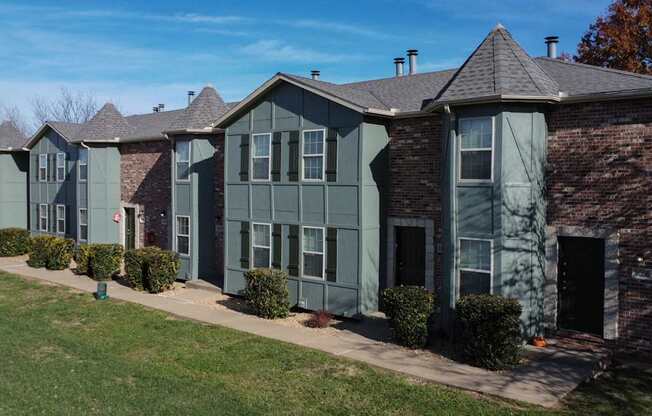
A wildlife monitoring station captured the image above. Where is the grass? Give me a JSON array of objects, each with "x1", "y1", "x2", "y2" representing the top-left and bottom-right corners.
[{"x1": 0, "y1": 271, "x2": 649, "y2": 416}]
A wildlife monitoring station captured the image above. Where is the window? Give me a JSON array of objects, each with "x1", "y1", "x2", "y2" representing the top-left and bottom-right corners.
[
  {"x1": 459, "y1": 117, "x2": 493, "y2": 181},
  {"x1": 302, "y1": 226, "x2": 324, "y2": 279},
  {"x1": 251, "y1": 133, "x2": 271, "y2": 181},
  {"x1": 458, "y1": 238, "x2": 492, "y2": 297},
  {"x1": 176, "y1": 216, "x2": 190, "y2": 256},
  {"x1": 79, "y1": 209, "x2": 88, "y2": 241},
  {"x1": 252, "y1": 223, "x2": 271, "y2": 268},
  {"x1": 176, "y1": 141, "x2": 190, "y2": 181},
  {"x1": 302, "y1": 129, "x2": 325, "y2": 181},
  {"x1": 39, "y1": 204, "x2": 48, "y2": 232},
  {"x1": 56, "y1": 205, "x2": 65, "y2": 234},
  {"x1": 56, "y1": 153, "x2": 66, "y2": 182},
  {"x1": 38, "y1": 154, "x2": 47, "y2": 182},
  {"x1": 78, "y1": 148, "x2": 88, "y2": 182}
]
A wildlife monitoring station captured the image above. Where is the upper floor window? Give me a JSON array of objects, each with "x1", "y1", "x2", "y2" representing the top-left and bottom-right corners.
[
  {"x1": 176, "y1": 141, "x2": 190, "y2": 181},
  {"x1": 251, "y1": 133, "x2": 271, "y2": 181},
  {"x1": 176, "y1": 216, "x2": 190, "y2": 256},
  {"x1": 78, "y1": 148, "x2": 88, "y2": 182},
  {"x1": 251, "y1": 223, "x2": 271, "y2": 268},
  {"x1": 38, "y1": 154, "x2": 47, "y2": 182},
  {"x1": 458, "y1": 238, "x2": 492, "y2": 297},
  {"x1": 458, "y1": 117, "x2": 493, "y2": 181},
  {"x1": 303, "y1": 226, "x2": 324, "y2": 279},
  {"x1": 39, "y1": 204, "x2": 48, "y2": 232},
  {"x1": 56, "y1": 153, "x2": 66, "y2": 182},
  {"x1": 302, "y1": 129, "x2": 325, "y2": 181}
]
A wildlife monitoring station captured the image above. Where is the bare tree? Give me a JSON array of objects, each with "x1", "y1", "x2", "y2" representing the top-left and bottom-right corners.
[
  {"x1": 0, "y1": 104, "x2": 31, "y2": 137},
  {"x1": 31, "y1": 87, "x2": 99, "y2": 126}
]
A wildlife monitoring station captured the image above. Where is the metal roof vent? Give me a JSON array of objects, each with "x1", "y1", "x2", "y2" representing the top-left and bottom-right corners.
[
  {"x1": 394, "y1": 57, "x2": 405, "y2": 77},
  {"x1": 407, "y1": 49, "x2": 418, "y2": 75},
  {"x1": 545, "y1": 36, "x2": 559, "y2": 59},
  {"x1": 158, "y1": 103, "x2": 165, "y2": 112},
  {"x1": 187, "y1": 91, "x2": 195, "y2": 105},
  {"x1": 310, "y1": 70, "x2": 320, "y2": 80}
]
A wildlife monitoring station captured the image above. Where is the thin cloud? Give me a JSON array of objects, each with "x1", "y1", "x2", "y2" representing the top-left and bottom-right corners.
[
  {"x1": 282, "y1": 19, "x2": 392, "y2": 39},
  {"x1": 241, "y1": 40, "x2": 351, "y2": 63}
]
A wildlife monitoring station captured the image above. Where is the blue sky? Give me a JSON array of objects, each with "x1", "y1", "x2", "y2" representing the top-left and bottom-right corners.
[{"x1": 0, "y1": 0, "x2": 611, "y2": 123}]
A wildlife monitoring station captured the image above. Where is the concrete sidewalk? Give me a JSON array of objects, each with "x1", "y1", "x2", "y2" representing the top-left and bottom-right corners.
[{"x1": 0, "y1": 256, "x2": 607, "y2": 408}]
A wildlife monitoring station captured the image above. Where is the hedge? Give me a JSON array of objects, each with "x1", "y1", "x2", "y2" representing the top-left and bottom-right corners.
[
  {"x1": 244, "y1": 269, "x2": 290, "y2": 319},
  {"x1": 455, "y1": 294, "x2": 522, "y2": 370},
  {"x1": 87, "y1": 244, "x2": 124, "y2": 281},
  {"x1": 0, "y1": 228, "x2": 31, "y2": 257},
  {"x1": 124, "y1": 247, "x2": 178, "y2": 293},
  {"x1": 26, "y1": 235, "x2": 74, "y2": 270},
  {"x1": 382, "y1": 286, "x2": 435, "y2": 348},
  {"x1": 73, "y1": 244, "x2": 91, "y2": 275}
]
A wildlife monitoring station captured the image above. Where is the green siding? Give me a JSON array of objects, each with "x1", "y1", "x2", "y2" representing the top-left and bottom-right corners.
[
  {"x1": 0, "y1": 152, "x2": 28, "y2": 229},
  {"x1": 87, "y1": 145, "x2": 120, "y2": 244}
]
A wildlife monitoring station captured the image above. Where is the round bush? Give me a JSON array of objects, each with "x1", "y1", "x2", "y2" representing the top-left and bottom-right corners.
[
  {"x1": 455, "y1": 294, "x2": 523, "y2": 370},
  {"x1": 145, "y1": 249, "x2": 179, "y2": 293},
  {"x1": 0, "y1": 228, "x2": 31, "y2": 257},
  {"x1": 88, "y1": 244, "x2": 124, "y2": 280},
  {"x1": 244, "y1": 269, "x2": 290, "y2": 319},
  {"x1": 382, "y1": 286, "x2": 435, "y2": 348},
  {"x1": 73, "y1": 244, "x2": 91, "y2": 275},
  {"x1": 27, "y1": 235, "x2": 55, "y2": 268},
  {"x1": 46, "y1": 237, "x2": 75, "y2": 270}
]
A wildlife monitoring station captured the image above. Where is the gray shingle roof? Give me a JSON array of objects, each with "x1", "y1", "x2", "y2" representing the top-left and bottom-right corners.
[
  {"x1": 434, "y1": 25, "x2": 558, "y2": 103},
  {"x1": 77, "y1": 103, "x2": 133, "y2": 142},
  {"x1": 124, "y1": 109, "x2": 184, "y2": 140},
  {"x1": 48, "y1": 121, "x2": 82, "y2": 141},
  {"x1": 167, "y1": 86, "x2": 228, "y2": 131},
  {"x1": 0, "y1": 121, "x2": 27, "y2": 150},
  {"x1": 535, "y1": 57, "x2": 652, "y2": 96}
]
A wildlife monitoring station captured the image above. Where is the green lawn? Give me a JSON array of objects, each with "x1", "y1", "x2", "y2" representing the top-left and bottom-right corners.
[{"x1": 0, "y1": 271, "x2": 649, "y2": 416}]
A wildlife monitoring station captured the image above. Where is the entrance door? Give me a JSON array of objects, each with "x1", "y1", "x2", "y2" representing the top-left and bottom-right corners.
[
  {"x1": 395, "y1": 226, "x2": 426, "y2": 287},
  {"x1": 124, "y1": 208, "x2": 136, "y2": 251},
  {"x1": 558, "y1": 236, "x2": 605, "y2": 336}
]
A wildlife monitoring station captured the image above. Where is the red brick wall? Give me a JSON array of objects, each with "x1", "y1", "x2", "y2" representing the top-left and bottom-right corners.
[
  {"x1": 547, "y1": 99, "x2": 652, "y2": 352},
  {"x1": 212, "y1": 134, "x2": 225, "y2": 280},
  {"x1": 120, "y1": 140, "x2": 171, "y2": 249},
  {"x1": 388, "y1": 115, "x2": 443, "y2": 289}
]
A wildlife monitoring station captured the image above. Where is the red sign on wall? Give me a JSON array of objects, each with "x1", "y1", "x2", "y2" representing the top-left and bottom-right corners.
[{"x1": 113, "y1": 212, "x2": 121, "y2": 223}]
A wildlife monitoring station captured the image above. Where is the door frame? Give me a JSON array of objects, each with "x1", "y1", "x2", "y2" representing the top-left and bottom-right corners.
[
  {"x1": 386, "y1": 217, "x2": 435, "y2": 291},
  {"x1": 120, "y1": 202, "x2": 142, "y2": 250},
  {"x1": 544, "y1": 225, "x2": 619, "y2": 340}
]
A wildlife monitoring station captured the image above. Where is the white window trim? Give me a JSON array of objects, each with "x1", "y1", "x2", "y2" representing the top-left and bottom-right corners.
[
  {"x1": 39, "y1": 204, "x2": 48, "y2": 232},
  {"x1": 457, "y1": 116, "x2": 494, "y2": 183},
  {"x1": 251, "y1": 222, "x2": 272, "y2": 269},
  {"x1": 175, "y1": 141, "x2": 191, "y2": 182},
  {"x1": 38, "y1": 154, "x2": 47, "y2": 182},
  {"x1": 79, "y1": 208, "x2": 88, "y2": 242},
  {"x1": 301, "y1": 128, "x2": 326, "y2": 182},
  {"x1": 56, "y1": 153, "x2": 66, "y2": 182},
  {"x1": 456, "y1": 237, "x2": 493, "y2": 299},
  {"x1": 78, "y1": 149, "x2": 88, "y2": 182},
  {"x1": 55, "y1": 204, "x2": 65, "y2": 234},
  {"x1": 251, "y1": 132, "x2": 272, "y2": 182},
  {"x1": 176, "y1": 215, "x2": 191, "y2": 257},
  {"x1": 301, "y1": 226, "x2": 326, "y2": 280}
]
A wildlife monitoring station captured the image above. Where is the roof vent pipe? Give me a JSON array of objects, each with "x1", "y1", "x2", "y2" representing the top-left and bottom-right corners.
[
  {"x1": 545, "y1": 36, "x2": 559, "y2": 59},
  {"x1": 153, "y1": 106, "x2": 159, "y2": 113},
  {"x1": 407, "y1": 49, "x2": 418, "y2": 75},
  {"x1": 158, "y1": 103, "x2": 165, "y2": 112},
  {"x1": 394, "y1": 57, "x2": 405, "y2": 77},
  {"x1": 187, "y1": 91, "x2": 195, "y2": 105},
  {"x1": 310, "y1": 70, "x2": 320, "y2": 80}
]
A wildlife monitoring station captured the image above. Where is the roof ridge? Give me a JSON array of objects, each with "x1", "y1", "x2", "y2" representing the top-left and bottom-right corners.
[
  {"x1": 500, "y1": 29, "x2": 551, "y2": 95},
  {"x1": 342, "y1": 68, "x2": 458, "y2": 86},
  {"x1": 535, "y1": 56, "x2": 652, "y2": 80}
]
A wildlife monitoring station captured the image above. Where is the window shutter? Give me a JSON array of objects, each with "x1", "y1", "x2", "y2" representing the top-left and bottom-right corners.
[
  {"x1": 272, "y1": 223, "x2": 282, "y2": 269},
  {"x1": 326, "y1": 128, "x2": 338, "y2": 182},
  {"x1": 239, "y1": 134, "x2": 249, "y2": 181},
  {"x1": 49, "y1": 154, "x2": 55, "y2": 182},
  {"x1": 240, "y1": 221, "x2": 250, "y2": 269},
  {"x1": 288, "y1": 224, "x2": 299, "y2": 276},
  {"x1": 288, "y1": 130, "x2": 299, "y2": 182},
  {"x1": 326, "y1": 228, "x2": 337, "y2": 282},
  {"x1": 271, "y1": 132, "x2": 282, "y2": 182}
]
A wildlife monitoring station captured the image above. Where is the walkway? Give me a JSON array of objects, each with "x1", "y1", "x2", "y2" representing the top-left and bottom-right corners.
[{"x1": 0, "y1": 256, "x2": 608, "y2": 408}]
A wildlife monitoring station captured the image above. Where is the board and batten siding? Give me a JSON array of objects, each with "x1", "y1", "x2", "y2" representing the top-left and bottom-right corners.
[
  {"x1": 86, "y1": 145, "x2": 121, "y2": 244},
  {"x1": 223, "y1": 82, "x2": 388, "y2": 316},
  {"x1": 0, "y1": 152, "x2": 28, "y2": 229}
]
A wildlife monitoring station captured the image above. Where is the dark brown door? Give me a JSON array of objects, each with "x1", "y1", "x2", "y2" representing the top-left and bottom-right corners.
[
  {"x1": 125, "y1": 208, "x2": 136, "y2": 251},
  {"x1": 395, "y1": 226, "x2": 426, "y2": 287},
  {"x1": 558, "y1": 236, "x2": 605, "y2": 336}
]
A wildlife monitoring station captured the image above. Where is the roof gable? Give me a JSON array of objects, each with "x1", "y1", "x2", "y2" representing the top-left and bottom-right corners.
[{"x1": 0, "y1": 121, "x2": 27, "y2": 150}]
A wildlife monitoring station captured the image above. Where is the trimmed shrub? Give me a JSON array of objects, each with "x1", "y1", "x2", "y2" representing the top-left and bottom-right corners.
[
  {"x1": 382, "y1": 286, "x2": 435, "y2": 348},
  {"x1": 455, "y1": 294, "x2": 522, "y2": 370},
  {"x1": 0, "y1": 228, "x2": 31, "y2": 257},
  {"x1": 27, "y1": 235, "x2": 54, "y2": 268},
  {"x1": 244, "y1": 268, "x2": 290, "y2": 319},
  {"x1": 124, "y1": 247, "x2": 178, "y2": 293},
  {"x1": 88, "y1": 244, "x2": 124, "y2": 280},
  {"x1": 73, "y1": 244, "x2": 91, "y2": 275},
  {"x1": 145, "y1": 249, "x2": 179, "y2": 293},
  {"x1": 46, "y1": 237, "x2": 75, "y2": 270}
]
